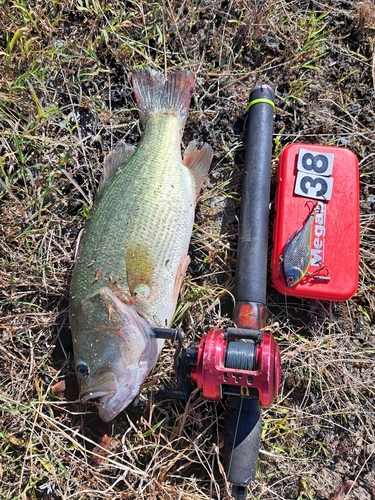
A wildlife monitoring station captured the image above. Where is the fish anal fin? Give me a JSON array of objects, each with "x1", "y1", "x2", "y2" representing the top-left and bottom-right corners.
[
  {"x1": 98, "y1": 142, "x2": 136, "y2": 195},
  {"x1": 173, "y1": 254, "x2": 191, "y2": 302},
  {"x1": 126, "y1": 243, "x2": 154, "y2": 298},
  {"x1": 183, "y1": 141, "x2": 213, "y2": 197}
]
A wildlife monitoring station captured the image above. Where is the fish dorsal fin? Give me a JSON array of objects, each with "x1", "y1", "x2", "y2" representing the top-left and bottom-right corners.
[
  {"x1": 98, "y1": 142, "x2": 136, "y2": 195},
  {"x1": 183, "y1": 140, "x2": 213, "y2": 197},
  {"x1": 125, "y1": 243, "x2": 154, "y2": 299}
]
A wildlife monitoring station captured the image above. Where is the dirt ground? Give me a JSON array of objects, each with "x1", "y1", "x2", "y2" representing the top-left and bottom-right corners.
[{"x1": 1, "y1": 0, "x2": 375, "y2": 499}]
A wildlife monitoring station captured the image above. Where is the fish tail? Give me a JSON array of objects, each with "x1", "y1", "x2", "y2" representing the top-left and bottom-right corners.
[{"x1": 132, "y1": 68, "x2": 195, "y2": 126}]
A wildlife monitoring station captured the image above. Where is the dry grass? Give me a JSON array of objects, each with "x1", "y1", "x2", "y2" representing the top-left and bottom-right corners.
[{"x1": 1, "y1": 0, "x2": 375, "y2": 499}]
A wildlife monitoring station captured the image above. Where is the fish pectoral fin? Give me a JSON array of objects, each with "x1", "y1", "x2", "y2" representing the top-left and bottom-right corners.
[
  {"x1": 125, "y1": 243, "x2": 154, "y2": 298},
  {"x1": 173, "y1": 253, "x2": 191, "y2": 302},
  {"x1": 98, "y1": 142, "x2": 136, "y2": 195},
  {"x1": 183, "y1": 141, "x2": 213, "y2": 197}
]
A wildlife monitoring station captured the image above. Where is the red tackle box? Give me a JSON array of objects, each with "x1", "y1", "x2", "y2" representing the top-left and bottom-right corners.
[{"x1": 271, "y1": 143, "x2": 359, "y2": 301}]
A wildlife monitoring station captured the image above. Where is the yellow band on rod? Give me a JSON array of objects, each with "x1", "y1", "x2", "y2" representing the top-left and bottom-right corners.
[{"x1": 248, "y1": 98, "x2": 275, "y2": 110}]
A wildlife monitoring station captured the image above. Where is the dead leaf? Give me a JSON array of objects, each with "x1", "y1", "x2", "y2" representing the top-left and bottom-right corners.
[
  {"x1": 51, "y1": 380, "x2": 66, "y2": 399},
  {"x1": 333, "y1": 480, "x2": 358, "y2": 499},
  {"x1": 93, "y1": 268, "x2": 101, "y2": 283},
  {"x1": 51, "y1": 377, "x2": 79, "y2": 400},
  {"x1": 92, "y1": 434, "x2": 111, "y2": 465}
]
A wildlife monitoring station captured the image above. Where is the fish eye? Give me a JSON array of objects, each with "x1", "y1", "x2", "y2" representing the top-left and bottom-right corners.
[
  {"x1": 287, "y1": 276, "x2": 295, "y2": 284},
  {"x1": 76, "y1": 361, "x2": 89, "y2": 377}
]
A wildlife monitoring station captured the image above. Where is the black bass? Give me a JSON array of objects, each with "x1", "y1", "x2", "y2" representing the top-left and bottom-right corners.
[{"x1": 69, "y1": 69, "x2": 213, "y2": 421}]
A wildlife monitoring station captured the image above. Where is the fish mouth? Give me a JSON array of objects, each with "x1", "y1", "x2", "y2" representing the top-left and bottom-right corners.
[{"x1": 80, "y1": 370, "x2": 118, "y2": 404}]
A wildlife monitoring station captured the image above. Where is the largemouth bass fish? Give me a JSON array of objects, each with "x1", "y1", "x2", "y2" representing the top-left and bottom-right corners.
[{"x1": 69, "y1": 69, "x2": 213, "y2": 422}]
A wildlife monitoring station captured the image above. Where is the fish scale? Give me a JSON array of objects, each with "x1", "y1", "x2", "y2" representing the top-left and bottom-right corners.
[{"x1": 69, "y1": 69, "x2": 213, "y2": 421}]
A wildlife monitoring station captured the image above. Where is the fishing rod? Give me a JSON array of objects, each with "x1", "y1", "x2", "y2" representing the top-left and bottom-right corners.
[
  {"x1": 154, "y1": 84, "x2": 281, "y2": 499},
  {"x1": 225, "y1": 83, "x2": 280, "y2": 498}
]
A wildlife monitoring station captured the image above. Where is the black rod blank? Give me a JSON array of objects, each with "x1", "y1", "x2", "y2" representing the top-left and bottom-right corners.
[{"x1": 234, "y1": 85, "x2": 275, "y2": 305}]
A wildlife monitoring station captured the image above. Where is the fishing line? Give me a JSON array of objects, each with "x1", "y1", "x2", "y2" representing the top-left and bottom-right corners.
[
  {"x1": 226, "y1": 393, "x2": 244, "y2": 480},
  {"x1": 161, "y1": 0, "x2": 167, "y2": 77},
  {"x1": 225, "y1": 342, "x2": 256, "y2": 484},
  {"x1": 284, "y1": 292, "x2": 290, "y2": 324},
  {"x1": 225, "y1": 341, "x2": 256, "y2": 370}
]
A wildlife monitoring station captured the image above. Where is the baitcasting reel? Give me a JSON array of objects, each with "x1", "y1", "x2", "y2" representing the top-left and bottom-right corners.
[{"x1": 153, "y1": 320, "x2": 281, "y2": 408}]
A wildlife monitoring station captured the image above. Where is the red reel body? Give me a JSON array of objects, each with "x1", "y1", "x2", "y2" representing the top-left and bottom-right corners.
[{"x1": 190, "y1": 328, "x2": 281, "y2": 408}]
